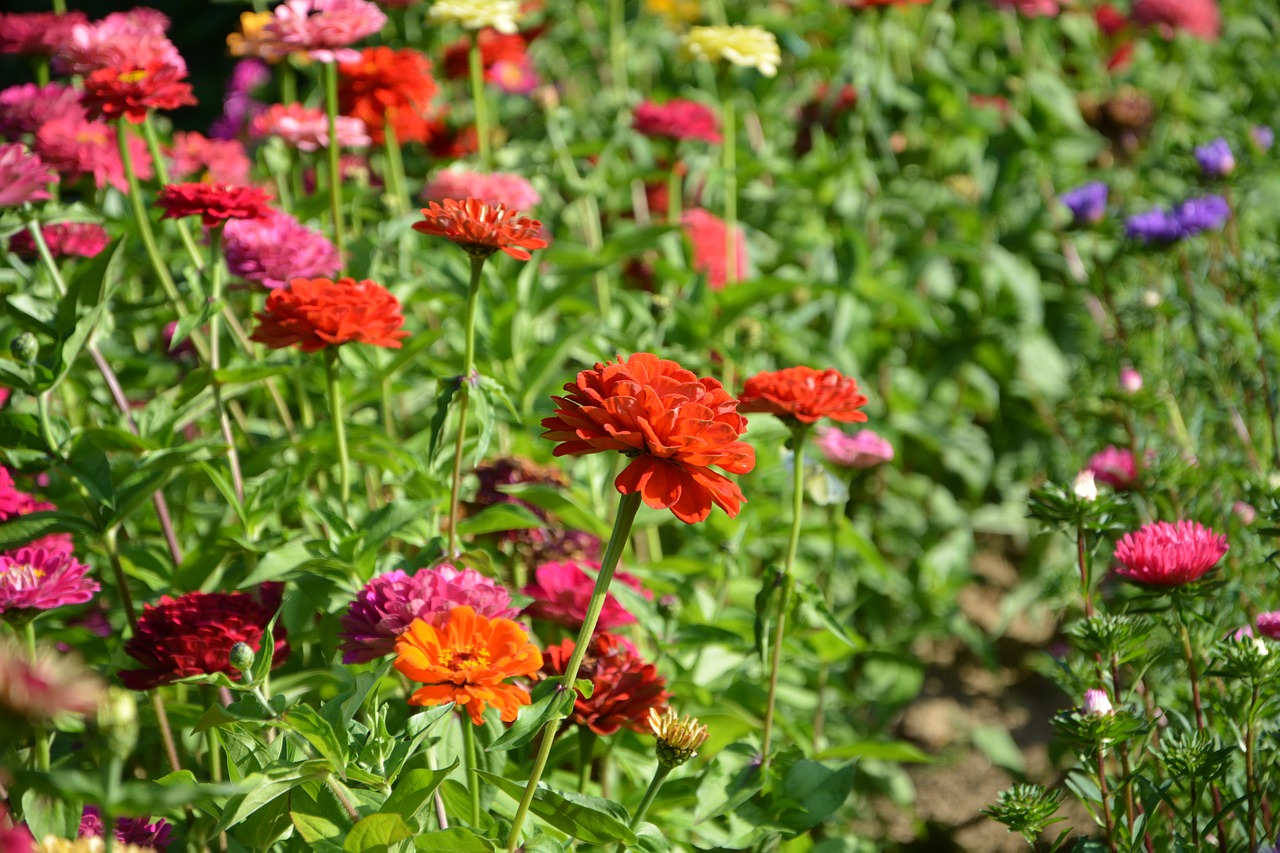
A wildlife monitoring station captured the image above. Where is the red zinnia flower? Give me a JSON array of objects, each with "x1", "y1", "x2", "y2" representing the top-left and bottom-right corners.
[
  {"x1": 156, "y1": 182, "x2": 272, "y2": 227},
  {"x1": 413, "y1": 197, "x2": 547, "y2": 260},
  {"x1": 541, "y1": 353, "x2": 755, "y2": 523},
  {"x1": 81, "y1": 61, "x2": 196, "y2": 124},
  {"x1": 338, "y1": 46, "x2": 439, "y2": 145},
  {"x1": 249, "y1": 276, "x2": 409, "y2": 352},
  {"x1": 1112, "y1": 520, "x2": 1228, "y2": 587},
  {"x1": 119, "y1": 590, "x2": 289, "y2": 690},
  {"x1": 738, "y1": 366, "x2": 869, "y2": 425},
  {"x1": 540, "y1": 632, "x2": 669, "y2": 736},
  {"x1": 681, "y1": 208, "x2": 746, "y2": 290}
]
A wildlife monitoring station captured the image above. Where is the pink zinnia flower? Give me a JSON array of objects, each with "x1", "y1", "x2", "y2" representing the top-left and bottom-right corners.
[
  {"x1": 422, "y1": 169, "x2": 540, "y2": 212},
  {"x1": 252, "y1": 102, "x2": 371, "y2": 151},
  {"x1": 633, "y1": 99, "x2": 723, "y2": 144},
  {"x1": 521, "y1": 560, "x2": 649, "y2": 631},
  {"x1": 224, "y1": 209, "x2": 341, "y2": 289},
  {"x1": 57, "y1": 9, "x2": 185, "y2": 77},
  {"x1": 1087, "y1": 445, "x2": 1138, "y2": 490},
  {"x1": 0, "y1": 143, "x2": 55, "y2": 207},
  {"x1": 682, "y1": 207, "x2": 747, "y2": 290},
  {"x1": 35, "y1": 115, "x2": 152, "y2": 192},
  {"x1": 0, "y1": 639, "x2": 103, "y2": 722},
  {"x1": 487, "y1": 58, "x2": 539, "y2": 95},
  {"x1": 339, "y1": 564, "x2": 518, "y2": 663},
  {"x1": 80, "y1": 806, "x2": 173, "y2": 851},
  {"x1": 1131, "y1": 0, "x2": 1220, "y2": 39},
  {"x1": 262, "y1": 0, "x2": 388, "y2": 64},
  {"x1": 816, "y1": 427, "x2": 894, "y2": 469},
  {"x1": 0, "y1": 11, "x2": 89, "y2": 57},
  {"x1": 0, "y1": 544, "x2": 99, "y2": 618},
  {"x1": 1256, "y1": 612, "x2": 1280, "y2": 640},
  {"x1": 0, "y1": 467, "x2": 53, "y2": 522},
  {"x1": 1113, "y1": 520, "x2": 1228, "y2": 587},
  {"x1": 9, "y1": 223, "x2": 111, "y2": 261},
  {"x1": 0, "y1": 83, "x2": 86, "y2": 139},
  {"x1": 0, "y1": 803, "x2": 35, "y2": 853},
  {"x1": 167, "y1": 131, "x2": 252, "y2": 185}
]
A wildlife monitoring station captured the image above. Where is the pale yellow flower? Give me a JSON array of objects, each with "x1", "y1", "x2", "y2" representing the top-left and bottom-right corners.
[
  {"x1": 681, "y1": 25, "x2": 780, "y2": 77},
  {"x1": 649, "y1": 707, "x2": 710, "y2": 768},
  {"x1": 428, "y1": 0, "x2": 521, "y2": 34}
]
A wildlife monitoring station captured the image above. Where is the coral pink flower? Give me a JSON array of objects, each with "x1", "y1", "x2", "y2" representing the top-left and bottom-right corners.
[
  {"x1": 262, "y1": 0, "x2": 388, "y2": 64},
  {"x1": 0, "y1": 545, "x2": 99, "y2": 619},
  {"x1": 252, "y1": 102, "x2": 371, "y2": 151},
  {"x1": 1087, "y1": 445, "x2": 1138, "y2": 490},
  {"x1": 157, "y1": 182, "x2": 272, "y2": 228},
  {"x1": 521, "y1": 560, "x2": 648, "y2": 631},
  {"x1": 681, "y1": 208, "x2": 746, "y2": 290},
  {"x1": 0, "y1": 143, "x2": 55, "y2": 207},
  {"x1": 1131, "y1": 0, "x2": 1219, "y2": 39},
  {"x1": 633, "y1": 99, "x2": 722, "y2": 144},
  {"x1": 422, "y1": 169, "x2": 540, "y2": 211},
  {"x1": 166, "y1": 131, "x2": 252, "y2": 185},
  {"x1": 35, "y1": 116, "x2": 152, "y2": 192},
  {"x1": 57, "y1": 9, "x2": 185, "y2": 77},
  {"x1": 740, "y1": 367, "x2": 870, "y2": 425},
  {"x1": 1113, "y1": 520, "x2": 1228, "y2": 587},
  {"x1": 339, "y1": 564, "x2": 518, "y2": 663},
  {"x1": 817, "y1": 427, "x2": 893, "y2": 468},
  {"x1": 990, "y1": 0, "x2": 1059, "y2": 15},
  {"x1": 8, "y1": 223, "x2": 111, "y2": 260},
  {"x1": 0, "y1": 11, "x2": 89, "y2": 57},
  {"x1": 0, "y1": 640, "x2": 103, "y2": 722},
  {"x1": 540, "y1": 632, "x2": 669, "y2": 735},
  {"x1": 224, "y1": 209, "x2": 341, "y2": 289},
  {"x1": 0, "y1": 83, "x2": 86, "y2": 139}
]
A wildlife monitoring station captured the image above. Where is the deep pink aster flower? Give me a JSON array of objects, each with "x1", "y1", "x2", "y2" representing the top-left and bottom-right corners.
[
  {"x1": 80, "y1": 806, "x2": 172, "y2": 852},
  {"x1": 252, "y1": 102, "x2": 371, "y2": 151},
  {"x1": 1256, "y1": 612, "x2": 1280, "y2": 640},
  {"x1": 633, "y1": 99, "x2": 722, "y2": 144},
  {"x1": 224, "y1": 209, "x2": 341, "y2": 289},
  {"x1": 339, "y1": 564, "x2": 518, "y2": 663},
  {"x1": 521, "y1": 560, "x2": 649, "y2": 631},
  {"x1": 1131, "y1": 0, "x2": 1220, "y2": 39},
  {"x1": 262, "y1": 0, "x2": 388, "y2": 64},
  {"x1": 681, "y1": 208, "x2": 746, "y2": 290},
  {"x1": 1087, "y1": 445, "x2": 1138, "y2": 490},
  {"x1": 166, "y1": 131, "x2": 252, "y2": 185},
  {"x1": 0, "y1": 143, "x2": 55, "y2": 207},
  {"x1": 9, "y1": 222, "x2": 111, "y2": 261},
  {"x1": 0, "y1": 803, "x2": 35, "y2": 853},
  {"x1": 0, "y1": 11, "x2": 89, "y2": 57},
  {"x1": 57, "y1": 9, "x2": 185, "y2": 77},
  {"x1": 0, "y1": 83, "x2": 86, "y2": 140},
  {"x1": 0, "y1": 544, "x2": 99, "y2": 619},
  {"x1": 35, "y1": 116, "x2": 152, "y2": 192},
  {"x1": 1113, "y1": 520, "x2": 1228, "y2": 587},
  {"x1": 422, "y1": 169, "x2": 540, "y2": 212},
  {"x1": 816, "y1": 427, "x2": 894, "y2": 469}
]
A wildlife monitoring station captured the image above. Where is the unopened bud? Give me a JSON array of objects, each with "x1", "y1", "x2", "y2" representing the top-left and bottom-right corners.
[
  {"x1": 1072, "y1": 470, "x2": 1098, "y2": 502},
  {"x1": 10, "y1": 332, "x2": 38, "y2": 365},
  {"x1": 657, "y1": 594, "x2": 682, "y2": 622},
  {"x1": 229, "y1": 642, "x2": 256, "y2": 675},
  {"x1": 1083, "y1": 689, "x2": 1113, "y2": 717}
]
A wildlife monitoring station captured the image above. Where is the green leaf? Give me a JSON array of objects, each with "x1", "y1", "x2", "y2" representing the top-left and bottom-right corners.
[
  {"x1": 815, "y1": 740, "x2": 932, "y2": 763},
  {"x1": 343, "y1": 812, "x2": 413, "y2": 853},
  {"x1": 487, "y1": 679, "x2": 577, "y2": 752},
  {"x1": 65, "y1": 435, "x2": 115, "y2": 509},
  {"x1": 278, "y1": 705, "x2": 348, "y2": 772},
  {"x1": 379, "y1": 762, "x2": 459, "y2": 830},
  {"x1": 251, "y1": 609, "x2": 283, "y2": 687},
  {"x1": 476, "y1": 771, "x2": 636, "y2": 845},
  {"x1": 0, "y1": 510, "x2": 98, "y2": 550},
  {"x1": 411, "y1": 828, "x2": 495, "y2": 852},
  {"x1": 20, "y1": 789, "x2": 80, "y2": 841},
  {"x1": 290, "y1": 783, "x2": 348, "y2": 846},
  {"x1": 797, "y1": 581, "x2": 863, "y2": 651},
  {"x1": 454, "y1": 503, "x2": 544, "y2": 537},
  {"x1": 0, "y1": 412, "x2": 50, "y2": 454},
  {"x1": 169, "y1": 297, "x2": 225, "y2": 350},
  {"x1": 214, "y1": 760, "x2": 332, "y2": 833},
  {"x1": 426, "y1": 379, "x2": 460, "y2": 465}
]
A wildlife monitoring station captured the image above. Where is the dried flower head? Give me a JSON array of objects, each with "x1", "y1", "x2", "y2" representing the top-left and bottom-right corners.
[
  {"x1": 649, "y1": 706, "x2": 709, "y2": 767},
  {"x1": 681, "y1": 25, "x2": 780, "y2": 77},
  {"x1": 428, "y1": 0, "x2": 521, "y2": 33}
]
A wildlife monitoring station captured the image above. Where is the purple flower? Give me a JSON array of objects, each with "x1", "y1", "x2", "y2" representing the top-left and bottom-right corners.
[
  {"x1": 81, "y1": 806, "x2": 173, "y2": 851},
  {"x1": 209, "y1": 59, "x2": 270, "y2": 140},
  {"x1": 1194, "y1": 137, "x2": 1234, "y2": 177},
  {"x1": 1251, "y1": 125, "x2": 1274, "y2": 152},
  {"x1": 1125, "y1": 207, "x2": 1183, "y2": 243},
  {"x1": 1059, "y1": 181, "x2": 1108, "y2": 225},
  {"x1": 224, "y1": 209, "x2": 341, "y2": 289},
  {"x1": 1174, "y1": 195, "x2": 1229, "y2": 235},
  {"x1": 1258, "y1": 611, "x2": 1280, "y2": 640}
]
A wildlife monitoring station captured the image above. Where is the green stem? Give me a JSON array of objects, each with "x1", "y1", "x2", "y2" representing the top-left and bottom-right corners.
[
  {"x1": 323, "y1": 61, "x2": 345, "y2": 257},
  {"x1": 666, "y1": 161, "x2": 683, "y2": 224},
  {"x1": 721, "y1": 88, "x2": 738, "y2": 286},
  {"x1": 23, "y1": 622, "x2": 51, "y2": 771},
  {"x1": 469, "y1": 35, "x2": 492, "y2": 171},
  {"x1": 760, "y1": 424, "x2": 808, "y2": 763},
  {"x1": 462, "y1": 717, "x2": 481, "y2": 826},
  {"x1": 382, "y1": 118, "x2": 410, "y2": 215},
  {"x1": 447, "y1": 256, "x2": 485, "y2": 555},
  {"x1": 50, "y1": 0, "x2": 66, "y2": 14},
  {"x1": 34, "y1": 56, "x2": 49, "y2": 87},
  {"x1": 207, "y1": 230, "x2": 244, "y2": 504},
  {"x1": 280, "y1": 61, "x2": 297, "y2": 105},
  {"x1": 324, "y1": 348, "x2": 351, "y2": 508},
  {"x1": 609, "y1": 0, "x2": 627, "y2": 96},
  {"x1": 141, "y1": 112, "x2": 205, "y2": 271},
  {"x1": 615, "y1": 765, "x2": 671, "y2": 852},
  {"x1": 577, "y1": 728, "x2": 595, "y2": 793},
  {"x1": 505, "y1": 491, "x2": 644, "y2": 852}
]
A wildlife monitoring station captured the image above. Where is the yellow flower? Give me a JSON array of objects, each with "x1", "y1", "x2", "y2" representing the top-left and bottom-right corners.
[
  {"x1": 681, "y1": 25, "x2": 780, "y2": 77},
  {"x1": 428, "y1": 0, "x2": 521, "y2": 34},
  {"x1": 645, "y1": 0, "x2": 701, "y2": 25},
  {"x1": 649, "y1": 706, "x2": 710, "y2": 768},
  {"x1": 227, "y1": 11, "x2": 283, "y2": 62}
]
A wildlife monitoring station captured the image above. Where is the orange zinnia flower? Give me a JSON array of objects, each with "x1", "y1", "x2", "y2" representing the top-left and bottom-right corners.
[
  {"x1": 413, "y1": 198, "x2": 547, "y2": 260},
  {"x1": 738, "y1": 366, "x2": 869, "y2": 425},
  {"x1": 541, "y1": 353, "x2": 755, "y2": 524},
  {"x1": 338, "y1": 47, "x2": 439, "y2": 145},
  {"x1": 249, "y1": 276, "x2": 409, "y2": 352},
  {"x1": 393, "y1": 606, "x2": 543, "y2": 725}
]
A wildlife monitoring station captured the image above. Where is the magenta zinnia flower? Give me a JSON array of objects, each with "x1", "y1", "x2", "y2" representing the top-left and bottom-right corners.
[
  {"x1": 1113, "y1": 520, "x2": 1228, "y2": 587},
  {"x1": 340, "y1": 564, "x2": 518, "y2": 663},
  {"x1": 0, "y1": 11, "x2": 89, "y2": 57},
  {"x1": 9, "y1": 222, "x2": 111, "y2": 261},
  {"x1": 57, "y1": 9, "x2": 186, "y2": 77},
  {"x1": 0, "y1": 143, "x2": 55, "y2": 207},
  {"x1": 0, "y1": 82, "x2": 86, "y2": 139},
  {"x1": 262, "y1": 0, "x2": 388, "y2": 64},
  {"x1": 224, "y1": 209, "x2": 342, "y2": 289},
  {"x1": 0, "y1": 544, "x2": 99, "y2": 619},
  {"x1": 521, "y1": 560, "x2": 648, "y2": 631},
  {"x1": 633, "y1": 99, "x2": 722, "y2": 144},
  {"x1": 816, "y1": 427, "x2": 894, "y2": 469},
  {"x1": 252, "y1": 102, "x2": 371, "y2": 151},
  {"x1": 80, "y1": 806, "x2": 173, "y2": 852},
  {"x1": 422, "y1": 169, "x2": 540, "y2": 212},
  {"x1": 1087, "y1": 445, "x2": 1138, "y2": 490}
]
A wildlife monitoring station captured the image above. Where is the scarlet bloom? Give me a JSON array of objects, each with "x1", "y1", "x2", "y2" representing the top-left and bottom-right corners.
[
  {"x1": 81, "y1": 62, "x2": 196, "y2": 124},
  {"x1": 738, "y1": 366, "x2": 869, "y2": 425},
  {"x1": 541, "y1": 633, "x2": 669, "y2": 736},
  {"x1": 394, "y1": 606, "x2": 543, "y2": 725},
  {"x1": 413, "y1": 197, "x2": 547, "y2": 260},
  {"x1": 156, "y1": 182, "x2": 272, "y2": 227},
  {"x1": 250, "y1": 276, "x2": 409, "y2": 352},
  {"x1": 1112, "y1": 520, "x2": 1228, "y2": 587},
  {"x1": 120, "y1": 590, "x2": 289, "y2": 690},
  {"x1": 338, "y1": 47, "x2": 439, "y2": 145},
  {"x1": 681, "y1": 208, "x2": 746, "y2": 290},
  {"x1": 541, "y1": 353, "x2": 755, "y2": 523},
  {"x1": 442, "y1": 28, "x2": 530, "y2": 80}
]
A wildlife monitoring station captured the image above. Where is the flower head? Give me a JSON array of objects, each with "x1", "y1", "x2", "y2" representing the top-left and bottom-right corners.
[
  {"x1": 682, "y1": 25, "x2": 780, "y2": 76},
  {"x1": 0, "y1": 804, "x2": 34, "y2": 853},
  {"x1": 0, "y1": 638, "x2": 103, "y2": 727},
  {"x1": 521, "y1": 560, "x2": 647, "y2": 631},
  {"x1": 1195, "y1": 138, "x2": 1234, "y2": 177},
  {"x1": 1251, "y1": 125, "x2": 1274, "y2": 153},
  {"x1": 1174, "y1": 195, "x2": 1229, "y2": 235},
  {"x1": 817, "y1": 427, "x2": 892, "y2": 468},
  {"x1": 422, "y1": 170, "x2": 540, "y2": 212},
  {"x1": 252, "y1": 102, "x2": 371, "y2": 151},
  {"x1": 1125, "y1": 207, "x2": 1183, "y2": 243},
  {"x1": 166, "y1": 132, "x2": 252, "y2": 185},
  {"x1": 649, "y1": 706, "x2": 709, "y2": 768},
  {"x1": 1087, "y1": 446, "x2": 1138, "y2": 490},
  {"x1": 250, "y1": 276, "x2": 408, "y2": 352},
  {"x1": 428, "y1": 0, "x2": 521, "y2": 33},
  {"x1": 9, "y1": 223, "x2": 111, "y2": 261},
  {"x1": 441, "y1": 28, "x2": 529, "y2": 79},
  {"x1": 262, "y1": 0, "x2": 388, "y2": 64},
  {"x1": 340, "y1": 564, "x2": 518, "y2": 663},
  {"x1": 394, "y1": 606, "x2": 542, "y2": 724},
  {"x1": 34, "y1": 116, "x2": 151, "y2": 193},
  {"x1": 1072, "y1": 470, "x2": 1099, "y2": 502},
  {"x1": 156, "y1": 182, "x2": 272, "y2": 228},
  {"x1": 542, "y1": 353, "x2": 756, "y2": 523},
  {"x1": 227, "y1": 11, "x2": 279, "y2": 61},
  {"x1": 79, "y1": 808, "x2": 171, "y2": 852},
  {"x1": 120, "y1": 590, "x2": 289, "y2": 690},
  {"x1": 56, "y1": 10, "x2": 184, "y2": 78},
  {"x1": 413, "y1": 198, "x2": 547, "y2": 260},
  {"x1": 1234, "y1": 501, "x2": 1257, "y2": 525},
  {"x1": 81, "y1": 61, "x2": 195, "y2": 124},
  {"x1": 1083, "y1": 688, "x2": 1114, "y2": 716},
  {"x1": 0, "y1": 11, "x2": 89, "y2": 57},
  {"x1": 1120, "y1": 367, "x2": 1143, "y2": 394},
  {"x1": 224, "y1": 210, "x2": 341, "y2": 289},
  {"x1": 0, "y1": 545, "x2": 98, "y2": 620},
  {"x1": 681, "y1": 208, "x2": 746, "y2": 289},
  {"x1": 1060, "y1": 182, "x2": 1108, "y2": 225},
  {"x1": 0, "y1": 83, "x2": 86, "y2": 139},
  {"x1": 0, "y1": 143, "x2": 55, "y2": 207},
  {"x1": 486, "y1": 57, "x2": 539, "y2": 95},
  {"x1": 541, "y1": 633, "x2": 669, "y2": 735},
  {"x1": 1131, "y1": 0, "x2": 1220, "y2": 40},
  {"x1": 739, "y1": 366, "x2": 869, "y2": 426},
  {"x1": 633, "y1": 100, "x2": 722, "y2": 144},
  {"x1": 1257, "y1": 612, "x2": 1280, "y2": 640},
  {"x1": 338, "y1": 47, "x2": 439, "y2": 145},
  {"x1": 1112, "y1": 520, "x2": 1228, "y2": 587}
]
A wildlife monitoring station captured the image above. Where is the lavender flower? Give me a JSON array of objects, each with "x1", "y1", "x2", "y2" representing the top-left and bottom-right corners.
[
  {"x1": 1194, "y1": 137, "x2": 1234, "y2": 177},
  {"x1": 1059, "y1": 181, "x2": 1108, "y2": 225},
  {"x1": 1125, "y1": 207, "x2": 1183, "y2": 243},
  {"x1": 1251, "y1": 125, "x2": 1274, "y2": 152},
  {"x1": 1174, "y1": 195, "x2": 1229, "y2": 235}
]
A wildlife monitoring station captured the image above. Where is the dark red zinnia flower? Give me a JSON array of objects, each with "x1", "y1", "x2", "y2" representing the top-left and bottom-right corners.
[
  {"x1": 81, "y1": 61, "x2": 196, "y2": 124},
  {"x1": 413, "y1": 197, "x2": 547, "y2": 260},
  {"x1": 156, "y1": 182, "x2": 272, "y2": 227},
  {"x1": 249, "y1": 276, "x2": 409, "y2": 352},
  {"x1": 338, "y1": 46, "x2": 439, "y2": 145},
  {"x1": 540, "y1": 632, "x2": 669, "y2": 736},
  {"x1": 738, "y1": 366, "x2": 869, "y2": 425},
  {"x1": 119, "y1": 590, "x2": 289, "y2": 690}
]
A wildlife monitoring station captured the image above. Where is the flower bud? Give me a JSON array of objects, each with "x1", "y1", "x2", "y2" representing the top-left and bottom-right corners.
[
  {"x1": 229, "y1": 641, "x2": 256, "y2": 675},
  {"x1": 1083, "y1": 688, "x2": 1113, "y2": 717},
  {"x1": 9, "y1": 332, "x2": 39, "y2": 365},
  {"x1": 97, "y1": 687, "x2": 139, "y2": 756},
  {"x1": 1119, "y1": 367, "x2": 1143, "y2": 394},
  {"x1": 649, "y1": 706, "x2": 709, "y2": 768},
  {"x1": 1072, "y1": 470, "x2": 1098, "y2": 502}
]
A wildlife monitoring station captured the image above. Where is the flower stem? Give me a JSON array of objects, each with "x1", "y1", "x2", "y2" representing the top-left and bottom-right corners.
[
  {"x1": 469, "y1": 35, "x2": 492, "y2": 171},
  {"x1": 615, "y1": 764, "x2": 670, "y2": 852},
  {"x1": 462, "y1": 716, "x2": 481, "y2": 826},
  {"x1": 721, "y1": 87, "x2": 738, "y2": 286},
  {"x1": 382, "y1": 118, "x2": 410, "y2": 215},
  {"x1": 446, "y1": 256, "x2": 485, "y2": 555},
  {"x1": 760, "y1": 424, "x2": 807, "y2": 764},
  {"x1": 505, "y1": 491, "x2": 644, "y2": 852},
  {"x1": 324, "y1": 347, "x2": 351, "y2": 508},
  {"x1": 23, "y1": 622, "x2": 51, "y2": 771},
  {"x1": 206, "y1": 229, "x2": 244, "y2": 504},
  {"x1": 323, "y1": 61, "x2": 345, "y2": 257},
  {"x1": 609, "y1": 0, "x2": 628, "y2": 96},
  {"x1": 666, "y1": 161, "x2": 683, "y2": 225},
  {"x1": 1077, "y1": 521, "x2": 1093, "y2": 618},
  {"x1": 1247, "y1": 680, "x2": 1260, "y2": 851},
  {"x1": 1096, "y1": 746, "x2": 1117, "y2": 853},
  {"x1": 141, "y1": 112, "x2": 205, "y2": 271}
]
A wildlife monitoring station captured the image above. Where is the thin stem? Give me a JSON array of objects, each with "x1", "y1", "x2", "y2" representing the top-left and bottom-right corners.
[
  {"x1": 151, "y1": 693, "x2": 183, "y2": 775},
  {"x1": 760, "y1": 424, "x2": 808, "y2": 763},
  {"x1": 721, "y1": 88, "x2": 738, "y2": 286},
  {"x1": 666, "y1": 162, "x2": 683, "y2": 225},
  {"x1": 141, "y1": 113, "x2": 205, "y2": 271},
  {"x1": 577, "y1": 728, "x2": 595, "y2": 793},
  {"x1": 609, "y1": 0, "x2": 627, "y2": 96},
  {"x1": 207, "y1": 229, "x2": 245, "y2": 504},
  {"x1": 324, "y1": 348, "x2": 351, "y2": 508},
  {"x1": 382, "y1": 118, "x2": 410, "y2": 215},
  {"x1": 1097, "y1": 746, "x2": 1117, "y2": 853},
  {"x1": 447, "y1": 256, "x2": 485, "y2": 555},
  {"x1": 462, "y1": 717, "x2": 481, "y2": 826},
  {"x1": 427, "y1": 744, "x2": 450, "y2": 830},
  {"x1": 1077, "y1": 522, "x2": 1093, "y2": 618},
  {"x1": 1189, "y1": 776, "x2": 1201, "y2": 848},
  {"x1": 323, "y1": 61, "x2": 345, "y2": 257},
  {"x1": 104, "y1": 527, "x2": 138, "y2": 627},
  {"x1": 615, "y1": 765, "x2": 671, "y2": 852},
  {"x1": 505, "y1": 491, "x2": 644, "y2": 852},
  {"x1": 23, "y1": 622, "x2": 51, "y2": 771},
  {"x1": 1246, "y1": 681, "x2": 1260, "y2": 851},
  {"x1": 469, "y1": 36, "x2": 492, "y2": 171}
]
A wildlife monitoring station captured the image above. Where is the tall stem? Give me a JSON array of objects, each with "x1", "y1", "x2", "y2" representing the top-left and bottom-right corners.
[
  {"x1": 141, "y1": 113, "x2": 205, "y2": 271},
  {"x1": 469, "y1": 35, "x2": 492, "y2": 171},
  {"x1": 323, "y1": 61, "x2": 345, "y2": 257},
  {"x1": 382, "y1": 118, "x2": 410, "y2": 215},
  {"x1": 462, "y1": 717, "x2": 481, "y2": 827},
  {"x1": 614, "y1": 764, "x2": 670, "y2": 853},
  {"x1": 1077, "y1": 522, "x2": 1093, "y2": 618},
  {"x1": 760, "y1": 425, "x2": 807, "y2": 763},
  {"x1": 1247, "y1": 681, "x2": 1260, "y2": 851},
  {"x1": 609, "y1": 0, "x2": 628, "y2": 96},
  {"x1": 447, "y1": 256, "x2": 485, "y2": 555},
  {"x1": 666, "y1": 162, "x2": 683, "y2": 225},
  {"x1": 207, "y1": 229, "x2": 245, "y2": 504},
  {"x1": 721, "y1": 88, "x2": 738, "y2": 286},
  {"x1": 1248, "y1": 293, "x2": 1280, "y2": 469},
  {"x1": 23, "y1": 622, "x2": 51, "y2": 771},
  {"x1": 505, "y1": 491, "x2": 643, "y2": 852},
  {"x1": 1096, "y1": 746, "x2": 1118, "y2": 853},
  {"x1": 324, "y1": 348, "x2": 351, "y2": 508}
]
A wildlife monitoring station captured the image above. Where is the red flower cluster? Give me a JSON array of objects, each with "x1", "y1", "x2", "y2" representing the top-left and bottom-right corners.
[
  {"x1": 250, "y1": 276, "x2": 409, "y2": 352},
  {"x1": 633, "y1": 100, "x2": 722, "y2": 144},
  {"x1": 1112, "y1": 520, "x2": 1228, "y2": 587},
  {"x1": 338, "y1": 46, "x2": 439, "y2": 145},
  {"x1": 414, "y1": 198, "x2": 547, "y2": 260},
  {"x1": 542, "y1": 353, "x2": 755, "y2": 523},
  {"x1": 541, "y1": 633, "x2": 669, "y2": 735},
  {"x1": 739, "y1": 366, "x2": 869, "y2": 425},
  {"x1": 156, "y1": 182, "x2": 272, "y2": 227}
]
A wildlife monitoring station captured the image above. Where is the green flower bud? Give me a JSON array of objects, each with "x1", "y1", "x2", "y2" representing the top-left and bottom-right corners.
[
  {"x1": 229, "y1": 642, "x2": 256, "y2": 675},
  {"x1": 10, "y1": 332, "x2": 39, "y2": 365}
]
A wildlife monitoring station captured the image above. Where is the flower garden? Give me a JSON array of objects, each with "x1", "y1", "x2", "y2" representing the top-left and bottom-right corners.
[{"x1": 0, "y1": 0, "x2": 1277, "y2": 850}]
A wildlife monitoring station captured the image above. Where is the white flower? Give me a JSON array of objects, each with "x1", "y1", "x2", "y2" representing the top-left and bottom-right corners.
[
  {"x1": 1082, "y1": 689, "x2": 1113, "y2": 717},
  {"x1": 681, "y1": 25, "x2": 780, "y2": 77},
  {"x1": 428, "y1": 0, "x2": 520, "y2": 33},
  {"x1": 1072, "y1": 470, "x2": 1098, "y2": 502}
]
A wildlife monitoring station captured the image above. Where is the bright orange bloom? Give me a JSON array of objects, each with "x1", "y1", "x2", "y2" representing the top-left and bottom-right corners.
[
  {"x1": 413, "y1": 198, "x2": 547, "y2": 260},
  {"x1": 249, "y1": 276, "x2": 409, "y2": 352},
  {"x1": 541, "y1": 353, "x2": 755, "y2": 524},
  {"x1": 393, "y1": 606, "x2": 543, "y2": 725},
  {"x1": 738, "y1": 366, "x2": 869, "y2": 425},
  {"x1": 338, "y1": 47, "x2": 438, "y2": 145}
]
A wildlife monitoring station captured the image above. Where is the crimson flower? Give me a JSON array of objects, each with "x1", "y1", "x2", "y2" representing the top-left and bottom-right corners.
[
  {"x1": 540, "y1": 633, "x2": 669, "y2": 736},
  {"x1": 82, "y1": 62, "x2": 196, "y2": 124},
  {"x1": 338, "y1": 46, "x2": 439, "y2": 145},
  {"x1": 413, "y1": 197, "x2": 547, "y2": 260},
  {"x1": 1112, "y1": 520, "x2": 1228, "y2": 587},
  {"x1": 249, "y1": 276, "x2": 409, "y2": 352},
  {"x1": 541, "y1": 353, "x2": 755, "y2": 523},
  {"x1": 156, "y1": 182, "x2": 272, "y2": 227},
  {"x1": 738, "y1": 366, "x2": 869, "y2": 425},
  {"x1": 632, "y1": 99, "x2": 721, "y2": 144}
]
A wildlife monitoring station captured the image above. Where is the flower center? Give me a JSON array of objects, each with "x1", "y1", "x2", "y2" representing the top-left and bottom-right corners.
[
  {"x1": 118, "y1": 69, "x2": 149, "y2": 84},
  {"x1": 438, "y1": 642, "x2": 491, "y2": 672},
  {"x1": 0, "y1": 564, "x2": 46, "y2": 590}
]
